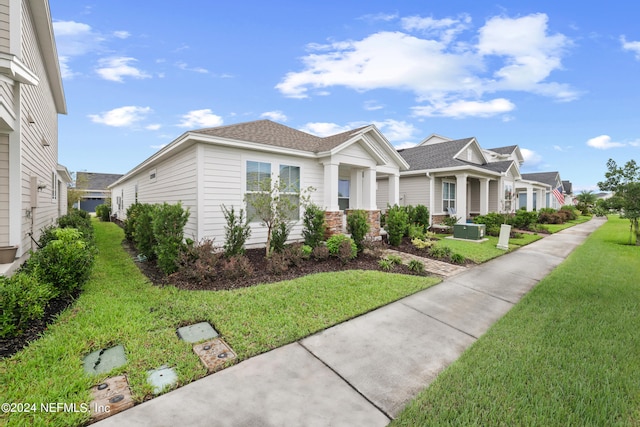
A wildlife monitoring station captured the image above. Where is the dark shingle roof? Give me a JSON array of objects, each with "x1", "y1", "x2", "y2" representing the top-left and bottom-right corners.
[
  {"x1": 191, "y1": 120, "x2": 368, "y2": 153},
  {"x1": 486, "y1": 145, "x2": 517, "y2": 155},
  {"x1": 521, "y1": 172, "x2": 559, "y2": 187},
  {"x1": 76, "y1": 172, "x2": 123, "y2": 190},
  {"x1": 397, "y1": 138, "x2": 474, "y2": 171},
  {"x1": 562, "y1": 180, "x2": 572, "y2": 194},
  {"x1": 478, "y1": 160, "x2": 514, "y2": 174}
]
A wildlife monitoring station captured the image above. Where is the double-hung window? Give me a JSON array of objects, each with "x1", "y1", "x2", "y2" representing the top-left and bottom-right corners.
[
  {"x1": 504, "y1": 181, "x2": 514, "y2": 212},
  {"x1": 443, "y1": 181, "x2": 456, "y2": 211},
  {"x1": 279, "y1": 164, "x2": 301, "y2": 220},
  {"x1": 246, "y1": 161, "x2": 271, "y2": 221}
]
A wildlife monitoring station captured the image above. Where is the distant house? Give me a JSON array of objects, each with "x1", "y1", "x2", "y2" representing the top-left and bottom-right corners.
[
  {"x1": 1, "y1": 0, "x2": 68, "y2": 275},
  {"x1": 109, "y1": 120, "x2": 409, "y2": 247},
  {"x1": 74, "y1": 172, "x2": 123, "y2": 213},
  {"x1": 380, "y1": 134, "x2": 522, "y2": 225},
  {"x1": 520, "y1": 172, "x2": 567, "y2": 209}
]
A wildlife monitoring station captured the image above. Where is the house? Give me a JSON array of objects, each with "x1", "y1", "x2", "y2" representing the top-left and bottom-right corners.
[
  {"x1": 73, "y1": 172, "x2": 123, "y2": 213},
  {"x1": 109, "y1": 120, "x2": 409, "y2": 247},
  {"x1": 379, "y1": 134, "x2": 522, "y2": 225},
  {"x1": 562, "y1": 180, "x2": 574, "y2": 205},
  {"x1": 1, "y1": 0, "x2": 68, "y2": 275},
  {"x1": 520, "y1": 172, "x2": 567, "y2": 209}
]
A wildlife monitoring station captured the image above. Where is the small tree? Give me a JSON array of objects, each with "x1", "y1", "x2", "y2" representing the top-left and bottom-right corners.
[
  {"x1": 346, "y1": 209, "x2": 369, "y2": 252},
  {"x1": 598, "y1": 158, "x2": 640, "y2": 245},
  {"x1": 221, "y1": 204, "x2": 251, "y2": 256},
  {"x1": 302, "y1": 203, "x2": 326, "y2": 248}
]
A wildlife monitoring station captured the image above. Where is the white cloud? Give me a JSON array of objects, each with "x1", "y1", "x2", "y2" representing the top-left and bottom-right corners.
[
  {"x1": 299, "y1": 122, "x2": 353, "y2": 137},
  {"x1": 260, "y1": 111, "x2": 288, "y2": 122},
  {"x1": 96, "y1": 57, "x2": 151, "y2": 82},
  {"x1": 621, "y1": 36, "x2": 640, "y2": 60},
  {"x1": 176, "y1": 61, "x2": 209, "y2": 74},
  {"x1": 277, "y1": 13, "x2": 577, "y2": 117},
  {"x1": 412, "y1": 98, "x2": 515, "y2": 118},
  {"x1": 364, "y1": 100, "x2": 384, "y2": 111},
  {"x1": 520, "y1": 148, "x2": 543, "y2": 166},
  {"x1": 89, "y1": 106, "x2": 152, "y2": 127},
  {"x1": 53, "y1": 20, "x2": 102, "y2": 79},
  {"x1": 178, "y1": 109, "x2": 223, "y2": 128},
  {"x1": 372, "y1": 119, "x2": 417, "y2": 142},
  {"x1": 146, "y1": 124, "x2": 162, "y2": 131},
  {"x1": 586, "y1": 135, "x2": 625, "y2": 149},
  {"x1": 394, "y1": 141, "x2": 418, "y2": 149},
  {"x1": 113, "y1": 31, "x2": 130, "y2": 39}
]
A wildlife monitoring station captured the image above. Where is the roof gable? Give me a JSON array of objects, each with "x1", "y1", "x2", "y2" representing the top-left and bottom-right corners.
[{"x1": 521, "y1": 171, "x2": 561, "y2": 188}]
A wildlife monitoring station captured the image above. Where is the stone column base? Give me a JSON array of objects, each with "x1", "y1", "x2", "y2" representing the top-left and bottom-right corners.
[
  {"x1": 324, "y1": 211, "x2": 344, "y2": 238},
  {"x1": 345, "y1": 209, "x2": 381, "y2": 238}
]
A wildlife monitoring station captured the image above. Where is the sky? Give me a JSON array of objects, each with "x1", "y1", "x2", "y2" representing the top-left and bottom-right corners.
[{"x1": 50, "y1": 1, "x2": 640, "y2": 192}]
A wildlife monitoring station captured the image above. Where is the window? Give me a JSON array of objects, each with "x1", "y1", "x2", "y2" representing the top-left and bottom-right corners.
[
  {"x1": 504, "y1": 181, "x2": 514, "y2": 212},
  {"x1": 246, "y1": 161, "x2": 271, "y2": 221},
  {"x1": 51, "y1": 172, "x2": 57, "y2": 200},
  {"x1": 280, "y1": 164, "x2": 300, "y2": 220},
  {"x1": 134, "y1": 184, "x2": 139, "y2": 203},
  {"x1": 149, "y1": 169, "x2": 157, "y2": 182},
  {"x1": 338, "y1": 179, "x2": 350, "y2": 211},
  {"x1": 443, "y1": 181, "x2": 455, "y2": 211}
]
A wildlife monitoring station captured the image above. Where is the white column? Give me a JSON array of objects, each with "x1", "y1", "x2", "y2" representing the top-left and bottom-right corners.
[
  {"x1": 388, "y1": 173, "x2": 400, "y2": 207},
  {"x1": 350, "y1": 168, "x2": 362, "y2": 209},
  {"x1": 455, "y1": 173, "x2": 467, "y2": 224},
  {"x1": 526, "y1": 187, "x2": 534, "y2": 211},
  {"x1": 479, "y1": 178, "x2": 489, "y2": 215},
  {"x1": 362, "y1": 167, "x2": 377, "y2": 210},
  {"x1": 323, "y1": 163, "x2": 340, "y2": 211},
  {"x1": 538, "y1": 189, "x2": 546, "y2": 209}
]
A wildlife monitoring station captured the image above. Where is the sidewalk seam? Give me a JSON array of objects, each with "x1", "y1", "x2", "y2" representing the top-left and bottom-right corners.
[
  {"x1": 399, "y1": 300, "x2": 481, "y2": 340},
  {"x1": 296, "y1": 341, "x2": 393, "y2": 422}
]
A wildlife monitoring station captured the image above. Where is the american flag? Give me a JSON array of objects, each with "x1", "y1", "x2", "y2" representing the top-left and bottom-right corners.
[{"x1": 552, "y1": 185, "x2": 565, "y2": 205}]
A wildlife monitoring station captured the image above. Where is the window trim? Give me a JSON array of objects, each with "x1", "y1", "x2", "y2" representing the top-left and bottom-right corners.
[{"x1": 442, "y1": 180, "x2": 456, "y2": 212}]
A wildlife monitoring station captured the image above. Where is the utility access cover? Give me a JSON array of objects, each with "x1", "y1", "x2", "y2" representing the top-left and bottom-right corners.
[
  {"x1": 147, "y1": 365, "x2": 178, "y2": 394},
  {"x1": 90, "y1": 375, "x2": 134, "y2": 422},
  {"x1": 83, "y1": 345, "x2": 127, "y2": 375},
  {"x1": 176, "y1": 322, "x2": 219, "y2": 343},
  {"x1": 193, "y1": 338, "x2": 237, "y2": 373}
]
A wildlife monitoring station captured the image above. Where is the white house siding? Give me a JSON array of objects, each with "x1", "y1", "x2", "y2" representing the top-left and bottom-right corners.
[
  {"x1": 399, "y1": 175, "x2": 429, "y2": 207},
  {"x1": 201, "y1": 144, "x2": 324, "y2": 248},
  {"x1": 376, "y1": 178, "x2": 389, "y2": 210},
  {"x1": 0, "y1": 133, "x2": 8, "y2": 245},
  {"x1": 460, "y1": 145, "x2": 484, "y2": 164},
  {"x1": 489, "y1": 180, "x2": 499, "y2": 212},
  {"x1": 0, "y1": 0, "x2": 9, "y2": 53},
  {"x1": 112, "y1": 144, "x2": 199, "y2": 240},
  {"x1": 15, "y1": 0, "x2": 60, "y2": 254},
  {"x1": 332, "y1": 142, "x2": 376, "y2": 168}
]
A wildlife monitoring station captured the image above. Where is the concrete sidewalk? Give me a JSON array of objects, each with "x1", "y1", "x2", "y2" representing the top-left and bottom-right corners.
[{"x1": 96, "y1": 217, "x2": 606, "y2": 427}]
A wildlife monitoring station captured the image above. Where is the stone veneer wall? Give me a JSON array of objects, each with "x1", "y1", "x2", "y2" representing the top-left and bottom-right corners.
[
  {"x1": 324, "y1": 211, "x2": 344, "y2": 238},
  {"x1": 431, "y1": 214, "x2": 447, "y2": 225}
]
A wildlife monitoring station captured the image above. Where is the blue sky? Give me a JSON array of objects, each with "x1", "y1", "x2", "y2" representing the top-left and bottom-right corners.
[{"x1": 51, "y1": 1, "x2": 640, "y2": 192}]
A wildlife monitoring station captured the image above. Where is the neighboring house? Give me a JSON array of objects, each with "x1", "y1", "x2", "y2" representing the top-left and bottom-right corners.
[
  {"x1": 520, "y1": 172, "x2": 567, "y2": 209},
  {"x1": 109, "y1": 120, "x2": 409, "y2": 247},
  {"x1": 562, "y1": 180, "x2": 574, "y2": 205},
  {"x1": 1, "y1": 0, "x2": 68, "y2": 275},
  {"x1": 379, "y1": 134, "x2": 522, "y2": 225},
  {"x1": 74, "y1": 172, "x2": 123, "y2": 213}
]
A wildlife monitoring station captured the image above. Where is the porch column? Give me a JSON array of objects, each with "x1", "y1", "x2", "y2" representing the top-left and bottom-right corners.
[
  {"x1": 479, "y1": 178, "x2": 489, "y2": 215},
  {"x1": 388, "y1": 173, "x2": 400, "y2": 207},
  {"x1": 455, "y1": 173, "x2": 467, "y2": 224},
  {"x1": 350, "y1": 169, "x2": 362, "y2": 209},
  {"x1": 526, "y1": 187, "x2": 534, "y2": 211},
  {"x1": 323, "y1": 162, "x2": 340, "y2": 211},
  {"x1": 362, "y1": 167, "x2": 377, "y2": 210},
  {"x1": 538, "y1": 189, "x2": 546, "y2": 209}
]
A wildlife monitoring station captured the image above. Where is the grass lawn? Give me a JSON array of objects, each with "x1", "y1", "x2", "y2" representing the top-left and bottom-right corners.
[
  {"x1": 0, "y1": 221, "x2": 440, "y2": 427},
  {"x1": 544, "y1": 215, "x2": 593, "y2": 233},
  {"x1": 435, "y1": 233, "x2": 543, "y2": 263},
  {"x1": 393, "y1": 215, "x2": 640, "y2": 426}
]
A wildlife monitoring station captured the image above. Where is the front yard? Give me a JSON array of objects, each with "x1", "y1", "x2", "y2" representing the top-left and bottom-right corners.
[
  {"x1": 393, "y1": 215, "x2": 640, "y2": 426},
  {"x1": 0, "y1": 221, "x2": 439, "y2": 427}
]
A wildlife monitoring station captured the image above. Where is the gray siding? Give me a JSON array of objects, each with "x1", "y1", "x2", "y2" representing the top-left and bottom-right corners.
[
  {"x1": 0, "y1": 0, "x2": 9, "y2": 52},
  {"x1": 0, "y1": 133, "x2": 8, "y2": 245},
  {"x1": 399, "y1": 176, "x2": 429, "y2": 207},
  {"x1": 376, "y1": 178, "x2": 389, "y2": 210},
  {"x1": 469, "y1": 178, "x2": 480, "y2": 213},
  {"x1": 489, "y1": 180, "x2": 499, "y2": 212}
]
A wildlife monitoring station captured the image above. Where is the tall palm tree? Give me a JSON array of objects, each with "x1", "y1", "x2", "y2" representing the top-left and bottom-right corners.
[{"x1": 576, "y1": 190, "x2": 598, "y2": 208}]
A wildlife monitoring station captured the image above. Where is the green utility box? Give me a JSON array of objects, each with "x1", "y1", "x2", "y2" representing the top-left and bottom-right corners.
[{"x1": 453, "y1": 223, "x2": 486, "y2": 240}]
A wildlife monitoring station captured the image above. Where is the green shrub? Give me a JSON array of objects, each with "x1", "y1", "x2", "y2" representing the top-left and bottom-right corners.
[
  {"x1": 407, "y1": 259, "x2": 425, "y2": 273},
  {"x1": 134, "y1": 204, "x2": 157, "y2": 260},
  {"x1": 560, "y1": 205, "x2": 579, "y2": 221},
  {"x1": 302, "y1": 203, "x2": 326, "y2": 248},
  {"x1": 221, "y1": 204, "x2": 251, "y2": 257},
  {"x1": 29, "y1": 228, "x2": 96, "y2": 297},
  {"x1": 385, "y1": 205, "x2": 409, "y2": 246},
  {"x1": 283, "y1": 243, "x2": 305, "y2": 267},
  {"x1": 95, "y1": 203, "x2": 111, "y2": 222},
  {"x1": 0, "y1": 273, "x2": 55, "y2": 338},
  {"x1": 409, "y1": 204, "x2": 430, "y2": 231},
  {"x1": 511, "y1": 209, "x2": 539, "y2": 229},
  {"x1": 443, "y1": 216, "x2": 459, "y2": 227},
  {"x1": 474, "y1": 212, "x2": 508, "y2": 230},
  {"x1": 326, "y1": 234, "x2": 357, "y2": 261},
  {"x1": 378, "y1": 258, "x2": 394, "y2": 271},
  {"x1": 301, "y1": 245, "x2": 313, "y2": 259},
  {"x1": 387, "y1": 254, "x2": 403, "y2": 265},
  {"x1": 124, "y1": 202, "x2": 144, "y2": 242},
  {"x1": 450, "y1": 253, "x2": 466, "y2": 264},
  {"x1": 407, "y1": 224, "x2": 426, "y2": 240},
  {"x1": 152, "y1": 202, "x2": 190, "y2": 275},
  {"x1": 54, "y1": 209, "x2": 94, "y2": 243},
  {"x1": 270, "y1": 222, "x2": 292, "y2": 254},
  {"x1": 411, "y1": 238, "x2": 434, "y2": 250},
  {"x1": 346, "y1": 210, "x2": 370, "y2": 252},
  {"x1": 174, "y1": 238, "x2": 221, "y2": 284},
  {"x1": 429, "y1": 245, "x2": 452, "y2": 260}
]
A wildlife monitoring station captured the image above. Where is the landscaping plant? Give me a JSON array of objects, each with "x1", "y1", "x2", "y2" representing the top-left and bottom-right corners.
[
  {"x1": 153, "y1": 202, "x2": 190, "y2": 274},
  {"x1": 221, "y1": 204, "x2": 251, "y2": 256},
  {"x1": 385, "y1": 204, "x2": 409, "y2": 246},
  {"x1": 302, "y1": 203, "x2": 326, "y2": 248},
  {"x1": 0, "y1": 273, "x2": 54, "y2": 338},
  {"x1": 346, "y1": 209, "x2": 370, "y2": 252}
]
